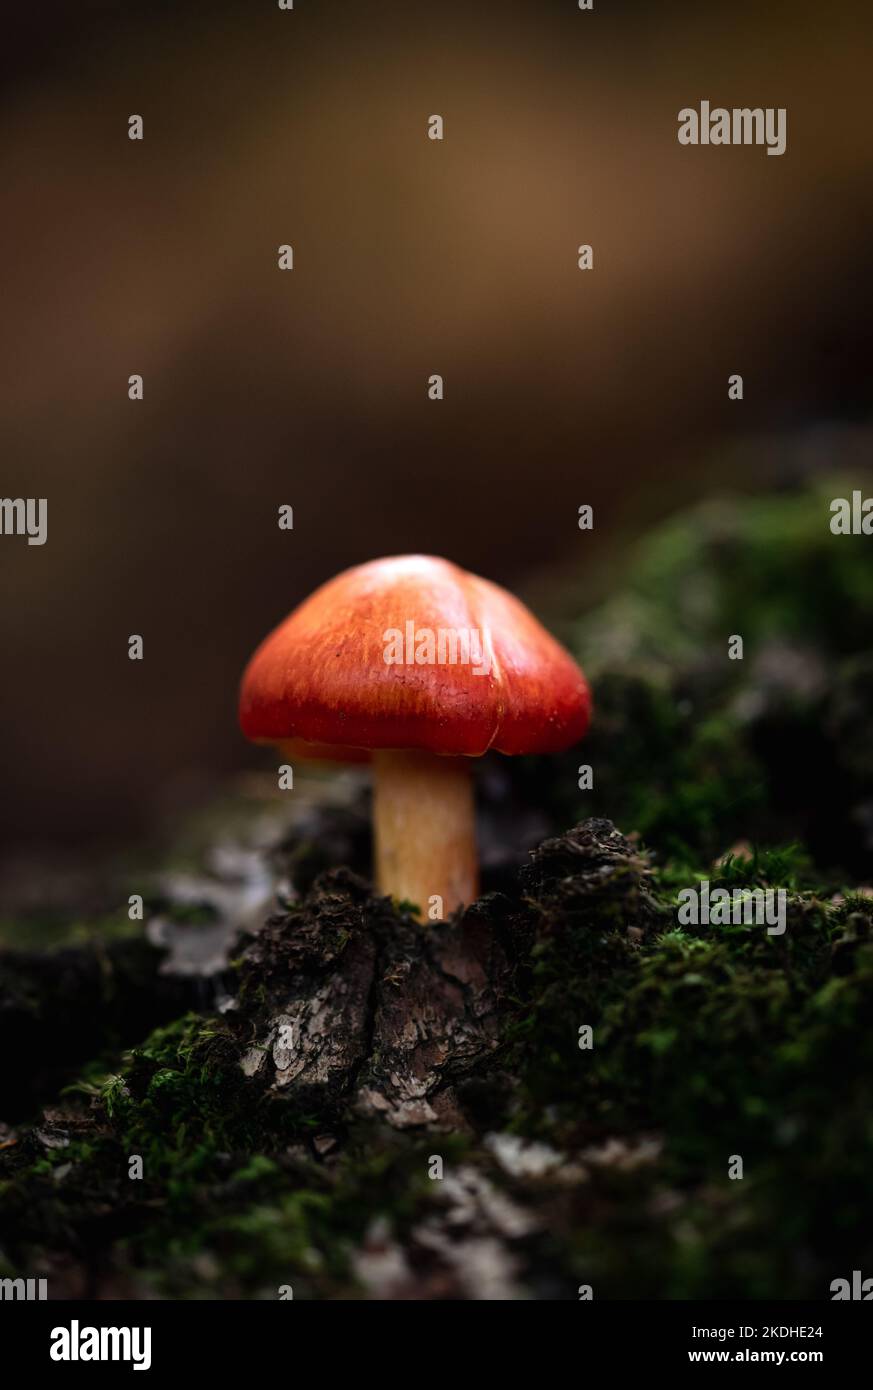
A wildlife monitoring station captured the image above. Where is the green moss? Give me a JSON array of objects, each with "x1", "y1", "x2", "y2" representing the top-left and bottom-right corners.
[
  {"x1": 577, "y1": 484, "x2": 873, "y2": 669},
  {"x1": 503, "y1": 835, "x2": 873, "y2": 1297},
  {"x1": 0, "y1": 993, "x2": 476, "y2": 1298},
  {"x1": 554, "y1": 478, "x2": 873, "y2": 868},
  {"x1": 3, "y1": 829, "x2": 872, "y2": 1299}
]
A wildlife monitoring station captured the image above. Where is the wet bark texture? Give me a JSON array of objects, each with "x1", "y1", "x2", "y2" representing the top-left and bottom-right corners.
[
  {"x1": 234, "y1": 867, "x2": 515, "y2": 1129},
  {"x1": 2, "y1": 812, "x2": 872, "y2": 1300}
]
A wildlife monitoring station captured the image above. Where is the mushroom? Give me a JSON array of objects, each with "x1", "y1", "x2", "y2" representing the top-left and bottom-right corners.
[{"x1": 239, "y1": 555, "x2": 591, "y2": 918}]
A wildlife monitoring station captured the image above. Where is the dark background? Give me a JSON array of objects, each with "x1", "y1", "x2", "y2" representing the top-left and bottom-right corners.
[{"x1": 2, "y1": 0, "x2": 872, "y2": 852}]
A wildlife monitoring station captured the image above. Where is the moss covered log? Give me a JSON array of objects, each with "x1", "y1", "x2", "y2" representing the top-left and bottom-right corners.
[
  {"x1": 2, "y1": 820, "x2": 872, "y2": 1299},
  {"x1": 2, "y1": 478, "x2": 872, "y2": 1299}
]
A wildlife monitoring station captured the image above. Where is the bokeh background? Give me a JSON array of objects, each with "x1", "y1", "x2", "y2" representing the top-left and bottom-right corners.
[{"x1": 2, "y1": 0, "x2": 872, "y2": 864}]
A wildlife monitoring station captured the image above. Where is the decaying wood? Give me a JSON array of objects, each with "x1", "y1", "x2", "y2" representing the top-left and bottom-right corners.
[{"x1": 233, "y1": 867, "x2": 514, "y2": 1129}]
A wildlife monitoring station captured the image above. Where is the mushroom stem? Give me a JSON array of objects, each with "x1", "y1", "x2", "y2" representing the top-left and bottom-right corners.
[{"x1": 372, "y1": 749, "x2": 478, "y2": 920}]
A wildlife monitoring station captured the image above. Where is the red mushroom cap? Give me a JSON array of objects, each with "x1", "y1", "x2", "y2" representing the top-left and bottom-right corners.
[{"x1": 239, "y1": 555, "x2": 591, "y2": 758}]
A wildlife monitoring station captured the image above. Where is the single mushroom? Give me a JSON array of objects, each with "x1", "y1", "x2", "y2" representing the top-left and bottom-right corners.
[{"x1": 239, "y1": 555, "x2": 591, "y2": 918}]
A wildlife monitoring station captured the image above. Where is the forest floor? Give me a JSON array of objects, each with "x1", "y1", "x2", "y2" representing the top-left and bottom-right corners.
[{"x1": 2, "y1": 479, "x2": 872, "y2": 1299}]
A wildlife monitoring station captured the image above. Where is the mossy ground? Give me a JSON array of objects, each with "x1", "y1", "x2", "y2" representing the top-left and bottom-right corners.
[{"x1": 1, "y1": 479, "x2": 872, "y2": 1299}]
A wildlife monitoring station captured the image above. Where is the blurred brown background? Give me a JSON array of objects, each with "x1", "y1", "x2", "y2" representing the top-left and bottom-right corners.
[{"x1": 1, "y1": 0, "x2": 872, "y2": 853}]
